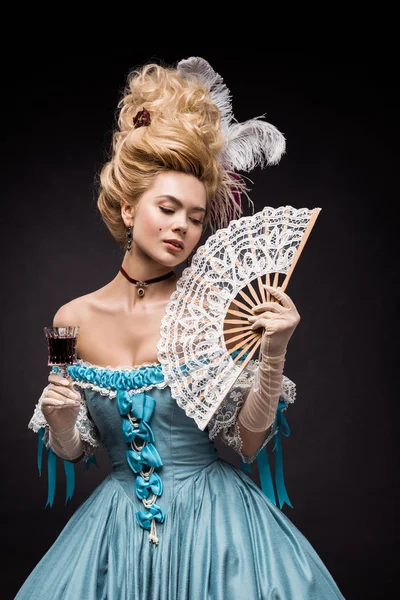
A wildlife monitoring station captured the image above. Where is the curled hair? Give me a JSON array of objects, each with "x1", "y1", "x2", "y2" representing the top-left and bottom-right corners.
[{"x1": 97, "y1": 61, "x2": 245, "y2": 248}]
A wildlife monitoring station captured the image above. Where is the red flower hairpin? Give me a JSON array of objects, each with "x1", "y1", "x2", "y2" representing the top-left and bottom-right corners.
[{"x1": 133, "y1": 108, "x2": 151, "y2": 129}]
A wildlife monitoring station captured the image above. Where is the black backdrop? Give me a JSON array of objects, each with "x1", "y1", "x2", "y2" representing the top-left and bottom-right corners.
[{"x1": 2, "y1": 48, "x2": 397, "y2": 599}]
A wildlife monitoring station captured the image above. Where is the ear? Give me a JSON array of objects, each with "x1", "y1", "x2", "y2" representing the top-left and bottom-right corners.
[{"x1": 121, "y1": 202, "x2": 135, "y2": 226}]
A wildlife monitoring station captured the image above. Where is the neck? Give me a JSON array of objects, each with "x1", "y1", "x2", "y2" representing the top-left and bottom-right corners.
[
  {"x1": 116, "y1": 253, "x2": 177, "y2": 305},
  {"x1": 120, "y1": 253, "x2": 174, "y2": 282}
]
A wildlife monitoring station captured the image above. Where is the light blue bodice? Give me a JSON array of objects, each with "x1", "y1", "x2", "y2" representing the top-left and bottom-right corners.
[{"x1": 36, "y1": 354, "x2": 292, "y2": 545}]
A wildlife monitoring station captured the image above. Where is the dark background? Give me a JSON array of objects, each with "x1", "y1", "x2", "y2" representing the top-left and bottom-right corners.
[{"x1": 2, "y1": 48, "x2": 397, "y2": 599}]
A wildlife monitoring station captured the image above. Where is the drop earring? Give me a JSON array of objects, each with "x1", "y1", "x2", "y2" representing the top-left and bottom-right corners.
[{"x1": 126, "y1": 225, "x2": 133, "y2": 252}]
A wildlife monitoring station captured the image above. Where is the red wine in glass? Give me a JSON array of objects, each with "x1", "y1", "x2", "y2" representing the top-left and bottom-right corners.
[{"x1": 44, "y1": 326, "x2": 80, "y2": 378}]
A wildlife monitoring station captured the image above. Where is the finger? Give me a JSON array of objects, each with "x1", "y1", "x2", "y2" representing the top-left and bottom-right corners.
[
  {"x1": 48, "y1": 373, "x2": 72, "y2": 387},
  {"x1": 44, "y1": 405, "x2": 79, "y2": 411},
  {"x1": 263, "y1": 285, "x2": 294, "y2": 310},
  {"x1": 43, "y1": 390, "x2": 81, "y2": 404},
  {"x1": 248, "y1": 311, "x2": 281, "y2": 323},
  {"x1": 46, "y1": 388, "x2": 81, "y2": 402},
  {"x1": 250, "y1": 301, "x2": 287, "y2": 315},
  {"x1": 41, "y1": 398, "x2": 81, "y2": 408},
  {"x1": 250, "y1": 315, "x2": 276, "y2": 330},
  {"x1": 250, "y1": 313, "x2": 291, "y2": 329}
]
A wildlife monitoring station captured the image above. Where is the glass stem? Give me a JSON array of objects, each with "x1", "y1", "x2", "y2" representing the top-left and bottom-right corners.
[{"x1": 59, "y1": 365, "x2": 69, "y2": 379}]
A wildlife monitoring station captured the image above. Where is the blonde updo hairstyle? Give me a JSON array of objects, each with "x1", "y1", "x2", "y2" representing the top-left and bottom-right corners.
[{"x1": 97, "y1": 62, "x2": 243, "y2": 249}]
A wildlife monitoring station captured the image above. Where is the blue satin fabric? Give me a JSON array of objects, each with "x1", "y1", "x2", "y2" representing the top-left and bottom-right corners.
[
  {"x1": 44, "y1": 357, "x2": 293, "y2": 511},
  {"x1": 17, "y1": 363, "x2": 346, "y2": 599}
]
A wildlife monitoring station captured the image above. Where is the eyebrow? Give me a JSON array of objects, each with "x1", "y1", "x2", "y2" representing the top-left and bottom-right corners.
[{"x1": 156, "y1": 194, "x2": 206, "y2": 213}]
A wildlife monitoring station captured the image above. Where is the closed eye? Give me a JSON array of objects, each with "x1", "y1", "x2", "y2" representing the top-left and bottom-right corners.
[{"x1": 159, "y1": 206, "x2": 203, "y2": 226}]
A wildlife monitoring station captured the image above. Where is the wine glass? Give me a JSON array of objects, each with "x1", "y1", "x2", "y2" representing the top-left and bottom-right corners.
[{"x1": 44, "y1": 326, "x2": 80, "y2": 378}]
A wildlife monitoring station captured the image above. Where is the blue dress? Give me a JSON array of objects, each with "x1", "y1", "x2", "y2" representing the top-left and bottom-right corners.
[{"x1": 15, "y1": 358, "x2": 345, "y2": 599}]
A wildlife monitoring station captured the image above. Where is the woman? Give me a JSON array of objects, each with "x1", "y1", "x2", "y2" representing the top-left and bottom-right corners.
[{"x1": 15, "y1": 57, "x2": 345, "y2": 598}]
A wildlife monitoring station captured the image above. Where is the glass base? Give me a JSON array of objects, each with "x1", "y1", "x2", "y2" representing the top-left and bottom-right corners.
[{"x1": 49, "y1": 364, "x2": 70, "y2": 378}]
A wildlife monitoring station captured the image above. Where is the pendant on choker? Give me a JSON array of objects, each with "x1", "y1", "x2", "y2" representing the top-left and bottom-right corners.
[
  {"x1": 119, "y1": 265, "x2": 175, "y2": 298},
  {"x1": 135, "y1": 283, "x2": 148, "y2": 297}
]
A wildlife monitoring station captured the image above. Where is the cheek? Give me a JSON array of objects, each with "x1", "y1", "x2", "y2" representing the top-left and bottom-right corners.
[
  {"x1": 194, "y1": 228, "x2": 203, "y2": 245},
  {"x1": 136, "y1": 209, "x2": 163, "y2": 236},
  {"x1": 188, "y1": 222, "x2": 203, "y2": 239}
]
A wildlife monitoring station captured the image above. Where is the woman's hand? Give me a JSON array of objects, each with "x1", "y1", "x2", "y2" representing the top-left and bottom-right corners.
[
  {"x1": 40, "y1": 372, "x2": 81, "y2": 433},
  {"x1": 247, "y1": 285, "x2": 301, "y2": 357}
]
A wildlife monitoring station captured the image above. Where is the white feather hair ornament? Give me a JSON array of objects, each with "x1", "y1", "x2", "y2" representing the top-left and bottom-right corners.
[{"x1": 177, "y1": 56, "x2": 286, "y2": 172}]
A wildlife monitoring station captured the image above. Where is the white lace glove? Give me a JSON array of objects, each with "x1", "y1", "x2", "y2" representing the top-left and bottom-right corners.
[
  {"x1": 238, "y1": 285, "x2": 300, "y2": 432},
  {"x1": 40, "y1": 371, "x2": 84, "y2": 461}
]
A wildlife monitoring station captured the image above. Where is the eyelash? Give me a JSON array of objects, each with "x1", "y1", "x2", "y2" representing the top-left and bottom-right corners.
[{"x1": 159, "y1": 206, "x2": 203, "y2": 226}]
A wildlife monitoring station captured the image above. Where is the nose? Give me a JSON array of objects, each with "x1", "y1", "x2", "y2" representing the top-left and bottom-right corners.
[{"x1": 172, "y1": 219, "x2": 187, "y2": 234}]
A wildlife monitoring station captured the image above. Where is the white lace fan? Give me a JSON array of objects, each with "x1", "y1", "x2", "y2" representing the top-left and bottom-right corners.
[{"x1": 157, "y1": 205, "x2": 321, "y2": 431}]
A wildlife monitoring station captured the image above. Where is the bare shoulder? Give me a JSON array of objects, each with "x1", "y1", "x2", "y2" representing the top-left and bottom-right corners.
[
  {"x1": 52, "y1": 280, "x2": 116, "y2": 327},
  {"x1": 53, "y1": 296, "x2": 88, "y2": 327},
  {"x1": 53, "y1": 287, "x2": 109, "y2": 327}
]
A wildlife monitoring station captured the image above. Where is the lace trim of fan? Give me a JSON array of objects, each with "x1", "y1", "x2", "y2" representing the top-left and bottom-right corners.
[
  {"x1": 28, "y1": 386, "x2": 102, "y2": 457},
  {"x1": 157, "y1": 205, "x2": 313, "y2": 431}
]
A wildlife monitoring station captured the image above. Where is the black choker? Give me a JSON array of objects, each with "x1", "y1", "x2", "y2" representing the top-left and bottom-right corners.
[{"x1": 119, "y1": 266, "x2": 175, "y2": 298}]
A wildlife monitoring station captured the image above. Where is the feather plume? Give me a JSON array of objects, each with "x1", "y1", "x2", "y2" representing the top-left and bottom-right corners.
[
  {"x1": 177, "y1": 56, "x2": 233, "y2": 132},
  {"x1": 177, "y1": 57, "x2": 286, "y2": 172},
  {"x1": 221, "y1": 117, "x2": 286, "y2": 171}
]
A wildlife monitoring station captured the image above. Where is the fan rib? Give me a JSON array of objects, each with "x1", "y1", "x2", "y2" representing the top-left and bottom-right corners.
[
  {"x1": 227, "y1": 307, "x2": 252, "y2": 319},
  {"x1": 231, "y1": 297, "x2": 254, "y2": 314},
  {"x1": 229, "y1": 330, "x2": 260, "y2": 351},
  {"x1": 224, "y1": 318, "x2": 252, "y2": 325},
  {"x1": 237, "y1": 288, "x2": 258, "y2": 308},
  {"x1": 232, "y1": 335, "x2": 261, "y2": 365},
  {"x1": 280, "y1": 208, "x2": 321, "y2": 292},
  {"x1": 258, "y1": 276, "x2": 267, "y2": 303},
  {"x1": 226, "y1": 328, "x2": 260, "y2": 345},
  {"x1": 265, "y1": 205, "x2": 290, "y2": 300},
  {"x1": 224, "y1": 324, "x2": 253, "y2": 335},
  {"x1": 272, "y1": 273, "x2": 280, "y2": 288},
  {"x1": 247, "y1": 282, "x2": 263, "y2": 306},
  {"x1": 235, "y1": 336, "x2": 263, "y2": 370}
]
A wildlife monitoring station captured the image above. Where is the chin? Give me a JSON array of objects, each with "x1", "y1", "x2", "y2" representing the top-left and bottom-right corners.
[
  {"x1": 157, "y1": 249, "x2": 189, "y2": 268},
  {"x1": 155, "y1": 255, "x2": 182, "y2": 268}
]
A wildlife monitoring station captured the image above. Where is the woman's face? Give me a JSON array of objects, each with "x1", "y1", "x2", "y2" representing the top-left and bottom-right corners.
[{"x1": 123, "y1": 171, "x2": 207, "y2": 268}]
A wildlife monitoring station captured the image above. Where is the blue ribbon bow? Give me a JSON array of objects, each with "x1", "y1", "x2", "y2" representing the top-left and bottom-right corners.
[
  {"x1": 117, "y1": 391, "x2": 156, "y2": 422},
  {"x1": 122, "y1": 418, "x2": 155, "y2": 443},
  {"x1": 131, "y1": 393, "x2": 156, "y2": 422},
  {"x1": 135, "y1": 503, "x2": 165, "y2": 530},
  {"x1": 251, "y1": 399, "x2": 293, "y2": 510},
  {"x1": 37, "y1": 427, "x2": 98, "y2": 507},
  {"x1": 271, "y1": 401, "x2": 293, "y2": 509},
  {"x1": 126, "y1": 443, "x2": 163, "y2": 474},
  {"x1": 116, "y1": 390, "x2": 132, "y2": 415},
  {"x1": 135, "y1": 472, "x2": 163, "y2": 499}
]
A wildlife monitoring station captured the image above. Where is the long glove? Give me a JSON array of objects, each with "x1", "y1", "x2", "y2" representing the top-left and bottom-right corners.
[
  {"x1": 40, "y1": 371, "x2": 84, "y2": 461},
  {"x1": 237, "y1": 285, "x2": 300, "y2": 433}
]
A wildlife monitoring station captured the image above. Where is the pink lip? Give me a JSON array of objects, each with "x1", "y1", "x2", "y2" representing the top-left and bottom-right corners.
[{"x1": 163, "y1": 241, "x2": 183, "y2": 253}]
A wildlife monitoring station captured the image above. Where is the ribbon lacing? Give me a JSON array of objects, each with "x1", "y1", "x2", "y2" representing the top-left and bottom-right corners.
[{"x1": 117, "y1": 389, "x2": 165, "y2": 544}]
